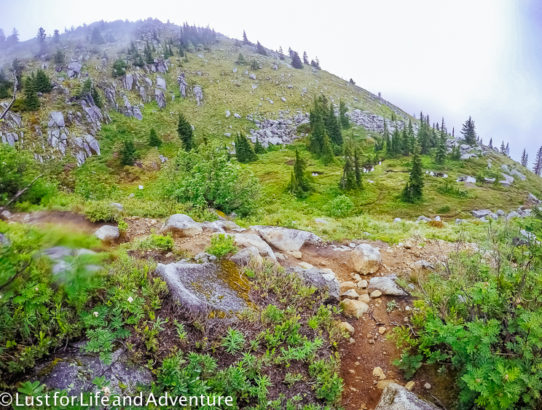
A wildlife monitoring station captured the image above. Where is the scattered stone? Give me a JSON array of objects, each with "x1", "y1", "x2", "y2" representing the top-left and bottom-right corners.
[
  {"x1": 378, "y1": 326, "x2": 387, "y2": 335},
  {"x1": 342, "y1": 289, "x2": 359, "y2": 298},
  {"x1": 338, "y1": 321, "x2": 355, "y2": 335},
  {"x1": 405, "y1": 381, "x2": 415, "y2": 391},
  {"x1": 368, "y1": 275, "x2": 408, "y2": 296},
  {"x1": 251, "y1": 225, "x2": 322, "y2": 252},
  {"x1": 350, "y1": 243, "x2": 381, "y2": 274},
  {"x1": 234, "y1": 233, "x2": 276, "y2": 261},
  {"x1": 358, "y1": 294, "x2": 370, "y2": 303},
  {"x1": 417, "y1": 215, "x2": 431, "y2": 222},
  {"x1": 472, "y1": 209, "x2": 492, "y2": 218},
  {"x1": 161, "y1": 214, "x2": 203, "y2": 237},
  {"x1": 376, "y1": 382, "x2": 439, "y2": 410},
  {"x1": 229, "y1": 246, "x2": 263, "y2": 268},
  {"x1": 372, "y1": 367, "x2": 386, "y2": 380},
  {"x1": 94, "y1": 225, "x2": 119, "y2": 242},
  {"x1": 357, "y1": 279, "x2": 368, "y2": 289},
  {"x1": 290, "y1": 266, "x2": 340, "y2": 302},
  {"x1": 424, "y1": 383, "x2": 432, "y2": 390},
  {"x1": 377, "y1": 380, "x2": 395, "y2": 390},
  {"x1": 341, "y1": 299, "x2": 369, "y2": 318},
  {"x1": 370, "y1": 290, "x2": 382, "y2": 298},
  {"x1": 340, "y1": 281, "x2": 357, "y2": 291}
]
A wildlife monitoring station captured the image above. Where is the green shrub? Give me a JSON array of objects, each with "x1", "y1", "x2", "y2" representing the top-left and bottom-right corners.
[
  {"x1": 137, "y1": 234, "x2": 174, "y2": 251},
  {"x1": 326, "y1": 194, "x2": 354, "y2": 217},
  {"x1": 308, "y1": 356, "x2": 343, "y2": 404},
  {"x1": 400, "y1": 226, "x2": 542, "y2": 409},
  {"x1": 162, "y1": 144, "x2": 260, "y2": 216},
  {"x1": 206, "y1": 234, "x2": 237, "y2": 258},
  {"x1": 437, "y1": 181, "x2": 469, "y2": 198},
  {"x1": 0, "y1": 144, "x2": 56, "y2": 207},
  {"x1": 84, "y1": 200, "x2": 119, "y2": 223},
  {"x1": 74, "y1": 161, "x2": 117, "y2": 200}
]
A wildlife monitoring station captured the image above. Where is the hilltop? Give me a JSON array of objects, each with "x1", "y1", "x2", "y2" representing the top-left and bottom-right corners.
[{"x1": 1, "y1": 19, "x2": 542, "y2": 409}]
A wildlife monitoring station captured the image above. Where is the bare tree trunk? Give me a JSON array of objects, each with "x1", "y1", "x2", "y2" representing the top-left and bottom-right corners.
[
  {"x1": 0, "y1": 75, "x2": 18, "y2": 121},
  {"x1": 4, "y1": 174, "x2": 43, "y2": 208}
]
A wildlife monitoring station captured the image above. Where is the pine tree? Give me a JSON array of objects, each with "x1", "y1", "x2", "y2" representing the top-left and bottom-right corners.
[
  {"x1": 91, "y1": 27, "x2": 104, "y2": 44},
  {"x1": 254, "y1": 137, "x2": 265, "y2": 154},
  {"x1": 278, "y1": 46, "x2": 285, "y2": 60},
  {"x1": 354, "y1": 147, "x2": 362, "y2": 189},
  {"x1": 402, "y1": 145, "x2": 424, "y2": 202},
  {"x1": 120, "y1": 139, "x2": 136, "y2": 166},
  {"x1": 177, "y1": 113, "x2": 193, "y2": 151},
  {"x1": 340, "y1": 143, "x2": 357, "y2": 190},
  {"x1": 256, "y1": 41, "x2": 267, "y2": 56},
  {"x1": 34, "y1": 69, "x2": 52, "y2": 93},
  {"x1": 339, "y1": 100, "x2": 350, "y2": 129},
  {"x1": 325, "y1": 102, "x2": 342, "y2": 146},
  {"x1": 391, "y1": 127, "x2": 401, "y2": 156},
  {"x1": 521, "y1": 149, "x2": 528, "y2": 167},
  {"x1": 321, "y1": 133, "x2": 335, "y2": 164},
  {"x1": 303, "y1": 51, "x2": 309, "y2": 65},
  {"x1": 489, "y1": 138, "x2": 493, "y2": 149},
  {"x1": 505, "y1": 142, "x2": 510, "y2": 156},
  {"x1": 235, "y1": 133, "x2": 257, "y2": 163},
  {"x1": 383, "y1": 121, "x2": 392, "y2": 157},
  {"x1": 148, "y1": 128, "x2": 162, "y2": 147},
  {"x1": 461, "y1": 116, "x2": 477, "y2": 145},
  {"x1": 309, "y1": 101, "x2": 326, "y2": 154},
  {"x1": 417, "y1": 113, "x2": 431, "y2": 154},
  {"x1": 406, "y1": 119, "x2": 415, "y2": 154},
  {"x1": 53, "y1": 29, "x2": 60, "y2": 44},
  {"x1": 37, "y1": 27, "x2": 46, "y2": 50},
  {"x1": 500, "y1": 141, "x2": 506, "y2": 154},
  {"x1": 144, "y1": 42, "x2": 153, "y2": 64},
  {"x1": 54, "y1": 49, "x2": 65, "y2": 65},
  {"x1": 534, "y1": 146, "x2": 542, "y2": 176},
  {"x1": 288, "y1": 149, "x2": 311, "y2": 197},
  {"x1": 291, "y1": 51, "x2": 303, "y2": 69},
  {"x1": 23, "y1": 76, "x2": 40, "y2": 111},
  {"x1": 435, "y1": 127, "x2": 447, "y2": 164},
  {"x1": 242, "y1": 30, "x2": 250, "y2": 44},
  {"x1": 236, "y1": 53, "x2": 247, "y2": 65}
]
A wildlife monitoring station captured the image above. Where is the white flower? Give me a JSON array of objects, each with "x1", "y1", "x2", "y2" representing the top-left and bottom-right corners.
[
  {"x1": 93, "y1": 311, "x2": 99, "y2": 317},
  {"x1": 35, "y1": 287, "x2": 39, "y2": 291},
  {"x1": 127, "y1": 296, "x2": 134, "y2": 303},
  {"x1": 101, "y1": 386, "x2": 111, "y2": 396}
]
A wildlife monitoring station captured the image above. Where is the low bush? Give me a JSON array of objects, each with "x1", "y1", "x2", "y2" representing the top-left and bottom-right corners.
[
  {"x1": 326, "y1": 194, "x2": 354, "y2": 218},
  {"x1": 206, "y1": 233, "x2": 237, "y2": 258}
]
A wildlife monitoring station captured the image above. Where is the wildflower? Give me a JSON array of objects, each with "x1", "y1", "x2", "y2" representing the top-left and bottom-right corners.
[
  {"x1": 93, "y1": 311, "x2": 99, "y2": 317},
  {"x1": 127, "y1": 296, "x2": 134, "y2": 303}
]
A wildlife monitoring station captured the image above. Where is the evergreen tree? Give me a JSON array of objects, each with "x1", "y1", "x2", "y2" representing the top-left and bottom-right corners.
[
  {"x1": 144, "y1": 42, "x2": 153, "y2": 64},
  {"x1": 402, "y1": 145, "x2": 424, "y2": 202},
  {"x1": 236, "y1": 53, "x2": 247, "y2": 65},
  {"x1": 112, "y1": 59, "x2": 127, "y2": 77},
  {"x1": 254, "y1": 137, "x2": 265, "y2": 154},
  {"x1": 23, "y1": 76, "x2": 40, "y2": 111},
  {"x1": 53, "y1": 29, "x2": 60, "y2": 44},
  {"x1": 320, "y1": 133, "x2": 335, "y2": 165},
  {"x1": 521, "y1": 149, "x2": 528, "y2": 167},
  {"x1": 354, "y1": 147, "x2": 363, "y2": 189},
  {"x1": 417, "y1": 113, "x2": 431, "y2": 154},
  {"x1": 235, "y1": 133, "x2": 257, "y2": 163},
  {"x1": 406, "y1": 119, "x2": 415, "y2": 154},
  {"x1": 505, "y1": 142, "x2": 510, "y2": 157},
  {"x1": 91, "y1": 27, "x2": 104, "y2": 44},
  {"x1": 340, "y1": 143, "x2": 358, "y2": 190},
  {"x1": 7, "y1": 28, "x2": 19, "y2": 47},
  {"x1": 256, "y1": 41, "x2": 267, "y2": 56},
  {"x1": 310, "y1": 58, "x2": 321, "y2": 69},
  {"x1": 148, "y1": 128, "x2": 162, "y2": 147},
  {"x1": 291, "y1": 51, "x2": 303, "y2": 69},
  {"x1": 177, "y1": 113, "x2": 193, "y2": 151},
  {"x1": 534, "y1": 146, "x2": 542, "y2": 176},
  {"x1": 451, "y1": 145, "x2": 461, "y2": 160},
  {"x1": 384, "y1": 122, "x2": 394, "y2": 157},
  {"x1": 120, "y1": 139, "x2": 136, "y2": 166},
  {"x1": 288, "y1": 149, "x2": 311, "y2": 197},
  {"x1": 303, "y1": 51, "x2": 309, "y2": 65},
  {"x1": 500, "y1": 141, "x2": 506, "y2": 154},
  {"x1": 54, "y1": 49, "x2": 65, "y2": 65},
  {"x1": 435, "y1": 127, "x2": 447, "y2": 164},
  {"x1": 489, "y1": 138, "x2": 493, "y2": 149},
  {"x1": 34, "y1": 69, "x2": 52, "y2": 93},
  {"x1": 461, "y1": 116, "x2": 477, "y2": 145},
  {"x1": 309, "y1": 100, "x2": 326, "y2": 154},
  {"x1": 391, "y1": 127, "x2": 401, "y2": 156},
  {"x1": 36, "y1": 27, "x2": 46, "y2": 50},
  {"x1": 242, "y1": 30, "x2": 250, "y2": 44},
  {"x1": 325, "y1": 101, "x2": 342, "y2": 146},
  {"x1": 278, "y1": 46, "x2": 285, "y2": 60},
  {"x1": 339, "y1": 100, "x2": 350, "y2": 129}
]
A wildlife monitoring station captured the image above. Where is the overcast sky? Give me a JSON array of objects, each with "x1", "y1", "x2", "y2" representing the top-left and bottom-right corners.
[{"x1": 1, "y1": 0, "x2": 541, "y2": 163}]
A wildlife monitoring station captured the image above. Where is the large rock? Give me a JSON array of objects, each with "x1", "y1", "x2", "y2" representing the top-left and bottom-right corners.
[
  {"x1": 36, "y1": 347, "x2": 151, "y2": 395},
  {"x1": 341, "y1": 299, "x2": 369, "y2": 318},
  {"x1": 48, "y1": 111, "x2": 65, "y2": 127},
  {"x1": 350, "y1": 243, "x2": 381, "y2": 274},
  {"x1": 289, "y1": 266, "x2": 340, "y2": 302},
  {"x1": 251, "y1": 225, "x2": 322, "y2": 252},
  {"x1": 67, "y1": 61, "x2": 82, "y2": 78},
  {"x1": 162, "y1": 214, "x2": 202, "y2": 237},
  {"x1": 0, "y1": 233, "x2": 10, "y2": 246},
  {"x1": 234, "y1": 233, "x2": 276, "y2": 261},
  {"x1": 193, "y1": 85, "x2": 203, "y2": 105},
  {"x1": 376, "y1": 382, "x2": 439, "y2": 409},
  {"x1": 156, "y1": 261, "x2": 249, "y2": 315},
  {"x1": 230, "y1": 246, "x2": 263, "y2": 268},
  {"x1": 94, "y1": 225, "x2": 120, "y2": 242},
  {"x1": 368, "y1": 275, "x2": 408, "y2": 296},
  {"x1": 471, "y1": 209, "x2": 492, "y2": 219},
  {"x1": 155, "y1": 88, "x2": 166, "y2": 109}
]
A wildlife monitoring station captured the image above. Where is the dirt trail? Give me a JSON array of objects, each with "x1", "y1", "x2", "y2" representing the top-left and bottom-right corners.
[{"x1": 6, "y1": 211, "x2": 466, "y2": 408}]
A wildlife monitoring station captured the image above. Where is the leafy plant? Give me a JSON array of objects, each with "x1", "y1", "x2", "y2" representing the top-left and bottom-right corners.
[
  {"x1": 206, "y1": 234, "x2": 237, "y2": 258},
  {"x1": 222, "y1": 327, "x2": 246, "y2": 354},
  {"x1": 326, "y1": 194, "x2": 354, "y2": 218}
]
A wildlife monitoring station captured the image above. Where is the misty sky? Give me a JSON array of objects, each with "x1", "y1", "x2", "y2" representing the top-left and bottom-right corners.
[{"x1": 1, "y1": 0, "x2": 541, "y2": 163}]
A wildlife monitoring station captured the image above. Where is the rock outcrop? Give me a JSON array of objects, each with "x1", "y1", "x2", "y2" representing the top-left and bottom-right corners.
[
  {"x1": 162, "y1": 214, "x2": 203, "y2": 237},
  {"x1": 376, "y1": 382, "x2": 439, "y2": 409},
  {"x1": 350, "y1": 244, "x2": 382, "y2": 274},
  {"x1": 251, "y1": 225, "x2": 322, "y2": 252}
]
